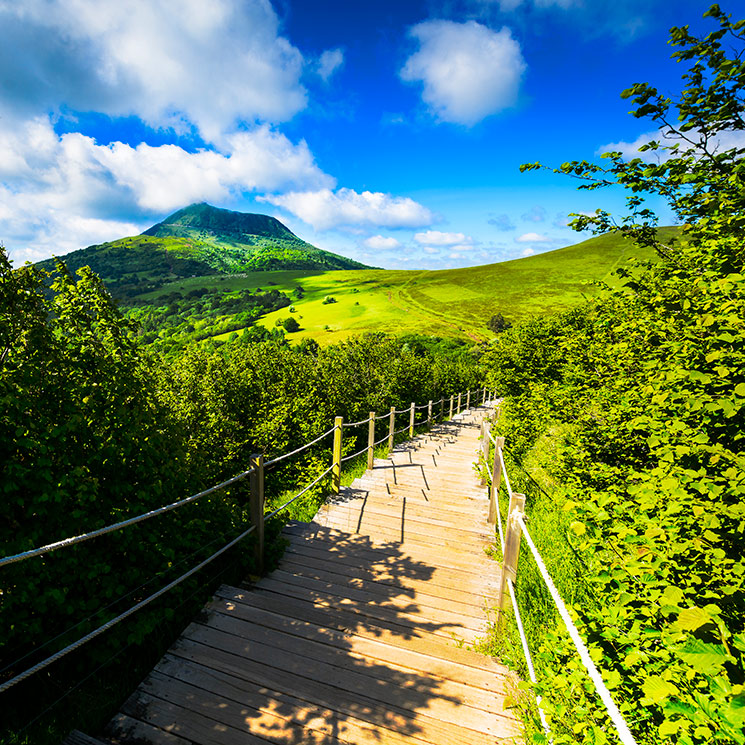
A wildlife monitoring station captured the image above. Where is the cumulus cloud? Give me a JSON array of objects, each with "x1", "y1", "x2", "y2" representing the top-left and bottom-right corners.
[
  {"x1": 400, "y1": 20, "x2": 526, "y2": 125},
  {"x1": 520, "y1": 246, "x2": 536, "y2": 256},
  {"x1": 260, "y1": 188, "x2": 435, "y2": 231},
  {"x1": 363, "y1": 235, "x2": 401, "y2": 250},
  {"x1": 515, "y1": 232, "x2": 550, "y2": 242},
  {"x1": 0, "y1": 0, "x2": 309, "y2": 142},
  {"x1": 0, "y1": 116, "x2": 333, "y2": 261},
  {"x1": 317, "y1": 48, "x2": 344, "y2": 81},
  {"x1": 413, "y1": 230, "x2": 471, "y2": 245}
]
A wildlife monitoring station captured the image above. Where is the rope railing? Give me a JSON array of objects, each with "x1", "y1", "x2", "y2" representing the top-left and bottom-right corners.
[
  {"x1": 517, "y1": 514, "x2": 638, "y2": 745},
  {"x1": 0, "y1": 386, "x2": 492, "y2": 702},
  {"x1": 342, "y1": 416, "x2": 373, "y2": 429},
  {"x1": 264, "y1": 465, "x2": 335, "y2": 521},
  {"x1": 340, "y1": 445, "x2": 369, "y2": 463},
  {"x1": 0, "y1": 466, "x2": 256, "y2": 568},
  {"x1": 0, "y1": 521, "x2": 257, "y2": 695},
  {"x1": 1, "y1": 389, "x2": 485, "y2": 570},
  {"x1": 264, "y1": 425, "x2": 336, "y2": 469},
  {"x1": 482, "y1": 402, "x2": 637, "y2": 745}
]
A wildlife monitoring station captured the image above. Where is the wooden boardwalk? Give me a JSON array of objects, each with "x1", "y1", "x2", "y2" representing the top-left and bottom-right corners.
[{"x1": 96, "y1": 407, "x2": 520, "y2": 745}]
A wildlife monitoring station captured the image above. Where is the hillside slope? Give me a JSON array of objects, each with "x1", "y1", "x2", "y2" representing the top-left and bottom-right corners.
[{"x1": 128, "y1": 227, "x2": 678, "y2": 348}]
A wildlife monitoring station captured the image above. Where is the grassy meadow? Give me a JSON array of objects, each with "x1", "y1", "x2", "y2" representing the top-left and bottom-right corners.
[{"x1": 135, "y1": 227, "x2": 674, "y2": 345}]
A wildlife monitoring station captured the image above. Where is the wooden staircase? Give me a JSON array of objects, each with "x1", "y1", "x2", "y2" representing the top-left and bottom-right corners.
[{"x1": 80, "y1": 407, "x2": 520, "y2": 744}]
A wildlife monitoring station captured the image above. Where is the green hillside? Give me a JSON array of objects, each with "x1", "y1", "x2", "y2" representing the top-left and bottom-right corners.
[
  {"x1": 37, "y1": 204, "x2": 370, "y2": 289},
  {"x1": 129, "y1": 227, "x2": 678, "y2": 349}
]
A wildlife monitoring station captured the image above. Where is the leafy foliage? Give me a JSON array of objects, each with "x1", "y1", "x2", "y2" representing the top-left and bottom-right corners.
[{"x1": 487, "y1": 6, "x2": 745, "y2": 743}]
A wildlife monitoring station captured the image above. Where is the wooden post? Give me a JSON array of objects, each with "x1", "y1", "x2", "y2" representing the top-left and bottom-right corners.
[
  {"x1": 497, "y1": 492, "x2": 526, "y2": 633},
  {"x1": 488, "y1": 436, "x2": 505, "y2": 525},
  {"x1": 449, "y1": 395, "x2": 454, "y2": 419},
  {"x1": 440, "y1": 397, "x2": 444, "y2": 421},
  {"x1": 331, "y1": 416, "x2": 343, "y2": 494},
  {"x1": 367, "y1": 411, "x2": 375, "y2": 470},
  {"x1": 457, "y1": 392, "x2": 461, "y2": 415},
  {"x1": 409, "y1": 402, "x2": 415, "y2": 438},
  {"x1": 388, "y1": 406, "x2": 395, "y2": 450},
  {"x1": 466, "y1": 389, "x2": 471, "y2": 411},
  {"x1": 249, "y1": 454, "x2": 265, "y2": 575},
  {"x1": 480, "y1": 420, "x2": 490, "y2": 486},
  {"x1": 494, "y1": 403, "x2": 502, "y2": 425},
  {"x1": 427, "y1": 400, "x2": 432, "y2": 426}
]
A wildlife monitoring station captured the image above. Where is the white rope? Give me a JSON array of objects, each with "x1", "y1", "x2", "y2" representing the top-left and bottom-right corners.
[
  {"x1": 342, "y1": 417, "x2": 372, "y2": 429},
  {"x1": 499, "y1": 447, "x2": 513, "y2": 499},
  {"x1": 264, "y1": 424, "x2": 336, "y2": 468},
  {"x1": 374, "y1": 434, "x2": 389, "y2": 447},
  {"x1": 507, "y1": 577, "x2": 551, "y2": 742},
  {"x1": 516, "y1": 515, "x2": 638, "y2": 745},
  {"x1": 488, "y1": 430, "x2": 497, "y2": 445},
  {"x1": 0, "y1": 467, "x2": 255, "y2": 568},
  {"x1": 341, "y1": 445, "x2": 368, "y2": 463},
  {"x1": 265, "y1": 466, "x2": 335, "y2": 520},
  {"x1": 0, "y1": 521, "x2": 257, "y2": 694}
]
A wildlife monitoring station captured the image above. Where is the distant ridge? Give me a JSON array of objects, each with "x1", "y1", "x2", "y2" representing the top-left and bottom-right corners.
[
  {"x1": 142, "y1": 203, "x2": 300, "y2": 242},
  {"x1": 36, "y1": 203, "x2": 371, "y2": 284}
]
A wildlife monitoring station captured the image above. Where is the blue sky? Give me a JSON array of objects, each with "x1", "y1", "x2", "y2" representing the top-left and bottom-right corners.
[{"x1": 0, "y1": 0, "x2": 732, "y2": 268}]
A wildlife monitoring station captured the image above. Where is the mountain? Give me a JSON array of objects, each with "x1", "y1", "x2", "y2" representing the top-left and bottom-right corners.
[{"x1": 37, "y1": 204, "x2": 370, "y2": 287}]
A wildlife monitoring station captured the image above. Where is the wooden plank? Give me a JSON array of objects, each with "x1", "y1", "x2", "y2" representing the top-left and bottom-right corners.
[
  {"x1": 282, "y1": 526, "x2": 499, "y2": 576},
  {"x1": 214, "y1": 585, "x2": 507, "y2": 674},
  {"x1": 168, "y1": 641, "x2": 516, "y2": 745},
  {"x1": 106, "y1": 713, "x2": 192, "y2": 744},
  {"x1": 260, "y1": 570, "x2": 487, "y2": 632},
  {"x1": 206, "y1": 595, "x2": 511, "y2": 694},
  {"x1": 275, "y1": 558, "x2": 493, "y2": 617},
  {"x1": 61, "y1": 732, "x2": 109, "y2": 745},
  {"x1": 278, "y1": 549, "x2": 499, "y2": 600},
  {"x1": 149, "y1": 662, "x2": 438, "y2": 745},
  {"x1": 179, "y1": 620, "x2": 501, "y2": 726}
]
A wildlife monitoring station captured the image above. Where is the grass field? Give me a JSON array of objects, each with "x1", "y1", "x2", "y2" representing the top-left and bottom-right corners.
[{"x1": 139, "y1": 228, "x2": 677, "y2": 344}]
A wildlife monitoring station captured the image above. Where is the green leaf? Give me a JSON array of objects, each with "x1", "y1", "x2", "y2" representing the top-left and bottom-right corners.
[
  {"x1": 675, "y1": 606, "x2": 713, "y2": 631},
  {"x1": 676, "y1": 639, "x2": 731, "y2": 675},
  {"x1": 642, "y1": 675, "x2": 678, "y2": 704}
]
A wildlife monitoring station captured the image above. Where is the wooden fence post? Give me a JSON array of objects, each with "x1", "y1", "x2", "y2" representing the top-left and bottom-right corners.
[
  {"x1": 457, "y1": 393, "x2": 461, "y2": 415},
  {"x1": 331, "y1": 416, "x2": 343, "y2": 494},
  {"x1": 449, "y1": 395, "x2": 454, "y2": 419},
  {"x1": 249, "y1": 454, "x2": 265, "y2": 575},
  {"x1": 480, "y1": 420, "x2": 490, "y2": 486},
  {"x1": 497, "y1": 492, "x2": 526, "y2": 633},
  {"x1": 440, "y1": 397, "x2": 444, "y2": 421},
  {"x1": 466, "y1": 389, "x2": 471, "y2": 411},
  {"x1": 427, "y1": 400, "x2": 432, "y2": 426},
  {"x1": 388, "y1": 406, "x2": 395, "y2": 450},
  {"x1": 409, "y1": 402, "x2": 415, "y2": 438},
  {"x1": 488, "y1": 436, "x2": 505, "y2": 525},
  {"x1": 367, "y1": 411, "x2": 375, "y2": 470}
]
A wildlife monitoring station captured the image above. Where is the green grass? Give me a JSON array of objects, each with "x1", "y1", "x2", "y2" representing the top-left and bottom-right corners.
[{"x1": 209, "y1": 228, "x2": 677, "y2": 344}]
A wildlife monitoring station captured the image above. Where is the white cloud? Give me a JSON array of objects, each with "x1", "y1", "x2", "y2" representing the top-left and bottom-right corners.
[
  {"x1": 0, "y1": 116, "x2": 333, "y2": 261},
  {"x1": 515, "y1": 232, "x2": 550, "y2": 242},
  {"x1": 400, "y1": 20, "x2": 526, "y2": 125},
  {"x1": 0, "y1": 0, "x2": 309, "y2": 142},
  {"x1": 601, "y1": 128, "x2": 745, "y2": 161},
  {"x1": 317, "y1": 49, "x2": 344, "y2": 81},
  {"x1": 413, "y1": 230, "x2": 471, "y2": 245},
  {"x1": 363, "y1": 235, "x2": 401, "y2": 250},
  {"x1": 520, "y1": 247, "x2": 536, "y2": 256},
  {"x1": 260, "y1": 188, "x2": 435, "y2": 231}
]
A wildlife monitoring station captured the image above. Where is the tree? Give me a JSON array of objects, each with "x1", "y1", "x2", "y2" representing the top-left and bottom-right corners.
[
  {"x1": 486, "y1": 313, "x2": 512, "y2": 334},
  {"x1": 282, "y1": 316, "x2": 301, "y2": 333},
  {"x1": 492, "y1": 6, "x2": 745, "y2": 743}
]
